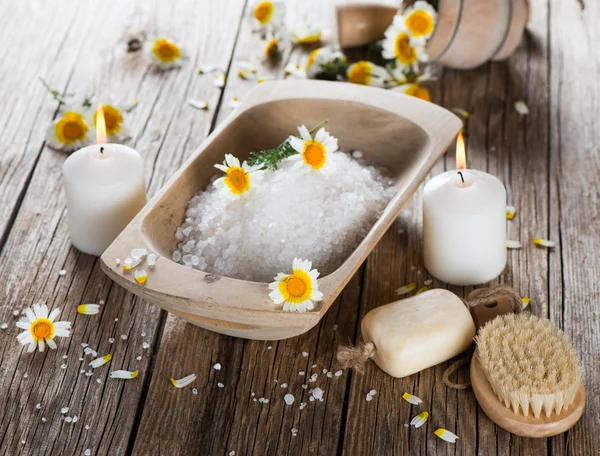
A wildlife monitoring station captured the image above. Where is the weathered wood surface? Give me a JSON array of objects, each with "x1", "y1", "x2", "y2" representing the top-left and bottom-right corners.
[{"x1": 0, "y1": 0, "x2": 598, "y2": 455}]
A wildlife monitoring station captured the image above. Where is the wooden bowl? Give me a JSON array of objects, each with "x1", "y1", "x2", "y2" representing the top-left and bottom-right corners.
[
  {"x1": 100, "y1": 80, "x2": 461, "y2": 340},
  {"x1": 336, "y1": 0, "x2": 529, "y2": 69}
]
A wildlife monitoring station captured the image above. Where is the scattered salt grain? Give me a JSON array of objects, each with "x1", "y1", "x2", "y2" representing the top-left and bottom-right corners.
[
  {"x1": 73, "y1": 416, "x2": 78, "y2": 423},
  {"x1": 309, "y1": 373, "x2": 317, "y2": 383},
  {"x1": 116, "y1": 258, "x2": 121, "y2": 266},
  {"x1": 366, "y1": 394, "x2": 373, "y2": 402},
  {"x1": 229, "y1": 452, "x2": 235, "y2": 456},
  {"x1": 369, "y1": 389, "x2": 376, "y2": 396},
  {"x1": 280, "y1": 383, "x2": 287, "y2": 389},
  {"x1": 192, "y1": 388, "x2": 198, "y2": 395},
  {"x1": 80, "y1": 370, "x2": 85, "y2": 374},
  {"x1": 99, "y1": 300, "x2": 105, "y2": 305},
  {"x1": 173, "y1": 151, "x2": 395, "y2": 281},
  {"x1": 142, "y1": 342, "x2": 150, "y2": 349},
  {"x1": 515, "y1": 100, "x2": 529, "y2": 115},
  {"x1": 424, "y1": 279, "x2": 433, "y2": 286},
  {"x1": 267, "y1": 346, "x2": 272, "y2": 350},
  {"x1": 147, "y1": 254, "x2": 157, "y2": 267},
  {"x1": 352, "y1": 150, "x2": 363, "y2": 159},
  {"x1": 334, "y1": 370, "x2": 343, "y2": 377},
  {"x1": 41, "y1": 417, "x2": 47, "y2": 422},
  {"x1": 213, "y1": 363, "x2": 221, "y2": 370},
  {"x1": 23, "y1": 373, "x2": 28, "y2": 379},
  {"x1": 326, "y1": 372, "x2": 333, "y2": 378},
  {"x1": 311, "y1": 364, "x2": 317, "y2": 369},
  {"x1": 108, "y1": 338, "x2": 115, "y2": 344},
  {"x1": 251, "y1": 392, "x2": 255, "y2": 396},
  {"x1": 121, "y1": 334, "x2": 128, "y2": 340},
  {"x1": 81, "y1": 343, "x2": 88, "y2": 348},
  {"x1": 61, "y1": 364, "x2": 67, "y2": 369},
  {"x1": 84, "y1": 347, "x2": 94, "y2": 355},
  {"x1": 322, "y1": 368, "x2": 327, "y2": 374},
  {"x1": 1, "y1": 323, "x2": 7, "y2": 329},
  {"x1": 131, "y1": 248, "x2": 147, "y2": 259},
  {"x1": 85, "y1": 449, "x2": 91, "y2": 456},
  {"x1": 35, "y1": 403, "x2": 41, "y2": 409},
  {"x1": 301, "y1": 384, "x2": 308, "y2": 389},
  {"x1": 309, "y1": 396, "x2": 315, "y2": 402},
  {"x1": 284, "y1": 393, "x2": 295, "y2": 405},
  {"x1": 114, "y1": 318, "x2": 119, "y2": 322},
  {"x1": 85, "y1": 425, "x2": 90, "y2": 430},
  {"x1": 273, "y1": 379, "x2": 278, "y2": 383},
  {"x1": 96, "y1": 379, "x2": 102, "y2": 384},
  {"x1": 79, "y1": 358, "x2": 84, "y2": 361},
  {"x1": 61, "y1": 407, "x2": 69, "y2": 414},
  {"x1": 217, "y1": 383, "x2": 224, "y2": 388},
  {"x1": 311, "y1": 387, "x2": 324, "y2": 401},
  {"x1": 258, "y1": 397, "x2": 269, "y2": 403},
  {"x1": 299, "y1": 371, "x2": 305, "y2": 376},
  {"x1": 302, "y1": 351, "x2": 308, "y2": 357},
  {"x1": 136, "y1": 356, "x2": 142, "y2": 361},
  {"x1": 62, "y1": 355, "x2": 68, "y2": 359},
  {"x1": 59, "y1": 270, "x2": 66, "y2": 276},
  {"x1": 13, "y1": 310, "x2": 19, "y2": 316},
  {"x1": 291, "y1": 428, "x2": 298, "y2": 437}
]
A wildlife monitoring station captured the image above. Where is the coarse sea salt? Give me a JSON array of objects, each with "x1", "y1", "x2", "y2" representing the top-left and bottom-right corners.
[{"x1": 173, "y1": 151, "x2": 395, "y2": 281}]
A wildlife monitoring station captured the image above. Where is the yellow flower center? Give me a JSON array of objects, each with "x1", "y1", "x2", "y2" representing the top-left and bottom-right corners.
[
  {"x1": 225, "y1": 167, "x2": 250, "y2": 194},
  {"x1": 265, "y1": 38, "x2": 279, "y2": 57},
  {"x1": 302, "y1": 142, "x2": 326, "y2": 169},
  {"x1": 405, "y1": 11, "x2": 434, "y2": 37},
  {"x1": 278, "y1": 270, "x2": 312, "y2": 303},
  {"x1": 254, "y1": 1, "x2": 274, "y2": 25},
  {"x1": 405, "y1": 84, "x2": 431, "y2": 102},
  {"x1": 296, "y1": 32, "x2": 321, "y2": 45},
  {"x1": 286, "y1": 276, "x2": 307, "y2": 298},
  {"x1": 152, "y1": 38, "x2": 181, "y2": 63},
  {"x1": 347, "y1": 61, "x2": 372, "y2": 85},
  {"x1": 394, "y1": 33, "x2": 417, "y2": 64},
  {"x1": 55, "y1": 112, "x2": 88, "y2": 144},
  {"x1": 94, "y1": 105, "x2": 123, "y2": 135},
  {"x1": 31, "y1": 319, "x2": 53, "y2": 340}
]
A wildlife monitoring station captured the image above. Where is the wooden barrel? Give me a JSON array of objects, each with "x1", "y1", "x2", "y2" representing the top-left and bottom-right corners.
[{"x1": 336, "y1": 0, "x2": 529, "y2": 69}]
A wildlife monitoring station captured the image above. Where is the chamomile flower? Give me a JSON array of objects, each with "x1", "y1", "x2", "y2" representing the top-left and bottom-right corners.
[
  {"x1": 403, "y1": 1, "x2": 437, "y2": 39},
  {"x1": 392, "y1": 83, "x2": 431, "y2": 102},
  {"x1": 382, "y1": 18, "x2": 428, "y2": 71},
  {"x1": 284, "y1": 63, "x2": 306, "y2": 79},
  {"x1": 268, "y1": 258, "x2": 323, "y2": 312},
  {"x1": 346, "y1": 61, "x2": 390, "y2": 87},
  {"x1": 291, "y1": 24, "x2": 322, "y2": 45},
  {"x1": 46, "y1": 108, "x2": 93, "y2": 152},
  {"x1": 305, "y1": 47, "x2": 332, "y2": 78},
  {"x1": 263, "y1": 33, "x2": 282, "y2": 59},
  {"x1": 214, "y1": 154, "x2": 263, "y2": 197},
  {"x1": 16, "y1": 304, "x2": 71, "y2": 353},
  {"x1": 288, "y1": 125, "x2": 338, "y2": 170},
  {"x1": 252, "y1": 1, "x2": 285, "y2": 30},
  {"x1": 91, "y1": 103, "x2": 131, "y2": 142},
  {"x1": 388, "y1": 65, "x2": 434, "y2": 86},
  {"x1": 148, "y1": 37, "x2": 184, "y2": 70}
]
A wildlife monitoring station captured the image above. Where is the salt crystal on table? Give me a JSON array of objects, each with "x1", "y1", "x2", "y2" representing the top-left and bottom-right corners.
[
  {"x1": 58, "y1": 270, "x2": 66, "y2": 276},
  {"x1": 73, "y1": 416, "x2": 78, "y2": 423},
  {"x1": 13, "y1": 310, "x2": 19, "y2": 316},
  {"x1": 142, "y1": 342, "x2": 150, "y2": 349},
  {"x1": 99, "y1": 300, "x2": 105, "y2": 305},
  {"x1": 121, "y1": 335, "x2": 128, "y2": 340},
  {"x1": 311, "y1": 387, "x2": 324, "y2": 400},
  {"x1": 366, "y1": 394, "x2": 373, "y2": 402},
  {"x1": 0, "y1": 323, "x2": 7, "y2": 329},
  {"x1": 213, "y1": 363, "x2": 221, "y2": 370},
  {"x1": 136, "y1": 356, "x2": 142, "y2": 361},
  {"x1": 424, "y1": 279, "x2": 433, "y2": 286},
  {"x1": 309, "y1": 373, "x2": 317, "y2": 382},
  {"x1": 131, "y1": 248, "x2": 147, "y2": 259},
  {"x1": 299, "y1": 371, "x2": 305, "y2": 376},
  {"x1": 322, "y1": 368, "x2": 327, "y2": 374},
  {"x1": 61, "y1": 407, "x2": 69, "y2": 414},
  {"x1": 369, "y1": 389, "x2": 376, "y2": 396},
  {"x1": 108, "y1": 338, "x2": 114, "y2": 344},
  {"x1": 217, "y1": 383, "x2": 224, "y2": 388},
  {"x1": 147, "y1": 254, "x2": 157, "y2": 267},
  {"x1": 309, "y1": 396, "x2": 315, "y2": 402},
  {"x1": 85, "y1": 449, "x2": 91, "y2": 456},
  {"x1": 41, "y1": 417, "x2": 47, "y2": 423},
  {"x1": 311, "y1": 364, "x2": 317, "y2": 369},
  {"x1": 302, "y1": 352, "x2": 308, "y2": 357},
  {"x1": 23, "y1": 373, "x2": 28, "y2": 378},
  {"x1": 326, "y1": 372, "x2": 333, "y2": 378},
  {"x1": 62, "y1": 355, "x2": 68, "y2": 359},
  {"x1": 35, "y1": 403, "x2": 41, "y2": 409},
  {"x1": 192, "y1": 388, "x2": 198, "y2": 395},
  {"x1": 267, "y1": 346, "x2": 272, "y2": 350},
  {"x1": 61, "y1": 364, "x2": 67, "y2": 369},
  {"x1": 81, "y1": 343, "x2": 89, "y2": 348},
  {"x1": 284, "y1": 394, "x2": 295, "y2": 405},
  {"x1": 301, "y1": 384, "x2": 308, "y2": 389},
  {"x1": 280, "y1": 383, "x2": 287, "y2": 389},
  {"x1": 334, "y1": 370, "x2": 343, "y2": 377},
  {"x1": 229, "y1": 452, "x2": 235, "y2": 456}
]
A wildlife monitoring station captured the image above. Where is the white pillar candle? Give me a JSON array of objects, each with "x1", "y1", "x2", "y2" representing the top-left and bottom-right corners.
[
  {"x1": 423, "y1": 134, "x2": 506, "y2": 285},
  {"x1": 62, "y1": 143, "x2": 147, "y2": 256}
]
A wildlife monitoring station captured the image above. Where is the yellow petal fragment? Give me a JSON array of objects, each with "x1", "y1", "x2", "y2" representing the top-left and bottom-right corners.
[
  {"x1": 434, "y1": 428, "x2": 459, "y2": 443},
  {"x1": 410, "y1": 411, "x2": 429, "y2": 428},
  {"x1": 451, "y1": 108, "x2": 470, "y2": 118},
  {"x1": 506, "y1": 206, "x2": 516, "y2": 220},
  {"x1": 89, "y1": 354, "x2": 112, "y2": 368},
  {"x1": 395, "y1": 282, "x2": 416, "y2": 295},
  {"x1": 170, "y1": 373, "x2": 197, "y2": 388},
  {"x1": 506, "y1": 240, "x2": 522, "y2": 249},
  {"x1": 533, "y1": 238, "x2": 556, "y2": 248},
  {"x1": 122, "y1": 257, "x2": 142, "y2": 271},
  {"x1": 77, "y1": 304, "x2": 100, "y2": 315},
  {"x1": 521, "y1": 297, "x2": 530, "y2": 309},
  {"x1": 134, "y1": 269, "x2": 147, "y2": 284},
  {"x1": 417, "y1": 286, "x2": 429, "y2": 294},
  {"x1": 402, "y1": 392, "x2": 422, "y2": 405}
]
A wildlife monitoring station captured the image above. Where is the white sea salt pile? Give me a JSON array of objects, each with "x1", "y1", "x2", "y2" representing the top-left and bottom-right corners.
[{"x1": 173, "y1": 151, "x2": 395, "y2": 281}]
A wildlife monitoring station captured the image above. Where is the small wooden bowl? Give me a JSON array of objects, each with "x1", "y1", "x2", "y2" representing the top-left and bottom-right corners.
[
  {"x1": 100, "y1": 80, "x2": 461, "y2": 340},
  {"x1": 471, "y1": 351, "x2": 586, "y2": 437},
  {"x1": 336, "y1": 0, "x2": 529, "y2": 69}
]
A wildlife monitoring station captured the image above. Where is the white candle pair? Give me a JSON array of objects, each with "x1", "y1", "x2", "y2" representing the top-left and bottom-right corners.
[
  {"x1": 62, "y1": 106, "x2": 146, "y2": 256},
  {"x1": 423, "y1": 133, "x2": 507, "y2": 286}
]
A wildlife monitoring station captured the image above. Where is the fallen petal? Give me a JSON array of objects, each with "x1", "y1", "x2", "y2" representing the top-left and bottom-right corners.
[
  {"x1": 402, "y1": 392, "x2": 422, "y2": 405},
  {"x1": 434, "y1": 428, "x2": 459, "y2": 443}
]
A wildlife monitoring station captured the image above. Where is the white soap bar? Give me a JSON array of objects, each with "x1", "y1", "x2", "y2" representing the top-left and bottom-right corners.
[{"x1": 361, "y1": 289, "x2": 475, "y2": 378}]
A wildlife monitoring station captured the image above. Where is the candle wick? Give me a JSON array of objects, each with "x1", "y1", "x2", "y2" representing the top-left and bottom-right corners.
[
  {"x1": 457, "y1": 171, "x2": 465, "y2": 184},
  {"x1": 100, "y1": 147, "x2": 104, "y2": 154}
]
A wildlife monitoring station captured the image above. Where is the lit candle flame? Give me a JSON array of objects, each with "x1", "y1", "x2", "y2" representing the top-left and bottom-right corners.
[
  {"x1": 456, "y1": 131, "x2": 466, "y2": 170},
  {"x1": 96, "y1": 105, "x2": 107, "y2": 144}
]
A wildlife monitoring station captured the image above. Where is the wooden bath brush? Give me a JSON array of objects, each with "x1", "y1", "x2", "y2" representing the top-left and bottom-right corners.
[{"x1": 471, "y1": 313, "x2": 585, "y2": 438}]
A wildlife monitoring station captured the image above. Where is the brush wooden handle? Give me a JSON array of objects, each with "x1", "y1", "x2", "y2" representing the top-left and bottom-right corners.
[{"x1": 471, "y1": 351, "x2": 585, "y2": 437}]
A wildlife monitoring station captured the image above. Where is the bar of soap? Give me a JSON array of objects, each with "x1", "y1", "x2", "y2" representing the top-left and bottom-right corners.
[{"x1": 361, "y1": 289, "x2": 476, "y2": 378}]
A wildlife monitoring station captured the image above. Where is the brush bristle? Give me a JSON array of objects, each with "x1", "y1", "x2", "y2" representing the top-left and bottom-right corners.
[{"x1": 476, "y1": 313, "x2": 581, "y2": 418}]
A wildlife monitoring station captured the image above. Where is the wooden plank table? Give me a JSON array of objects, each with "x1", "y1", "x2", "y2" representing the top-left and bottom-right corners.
[{"x1": 0, "y1": 0, "x2": 598, "y2": 454}]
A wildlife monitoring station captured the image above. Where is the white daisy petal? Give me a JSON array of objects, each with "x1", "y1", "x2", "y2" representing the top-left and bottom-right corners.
[
  {"x1": 289, "y1": 136, "x2": 305, "y2": 153},
  {"x1": 434, "y1": 428, "x2": 459, "y2": 443},
  {"x1": 48, "y1": 308, "x2": 61, "y2": 322},
  {"x1": 109, "y1": 370, "x2": 139, "y2": 380},
  {"x1": 89, "y1": 354, "x2": 112, "y2": 369},
  {"x1": 28, "y1": 341, "x2": 37, "y2": 353},
  {"x1": 25, "y1": 308, "x2": 36, "y2": 323},
  {"x1": 16, "y1": 321, "x2": 30, "y2": 330},
  {"x1": 402, "y1": 392, "x2": 423, "y2": 405},
  {"x1": 170, "y1": 373, "x2": 197, "y2": 388},
  {"x1": 410, "y1": 411, "x2": 429, "y2": 428},
  {"x1": 297, "y1": 125, "x2": 311, "y2": 141},
  {"x1": 46, "y1": 339, "x2": 57, "y2": 350},
  {"x1": 77, "y1": 304, "x2": 100, "y2": 315}
]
